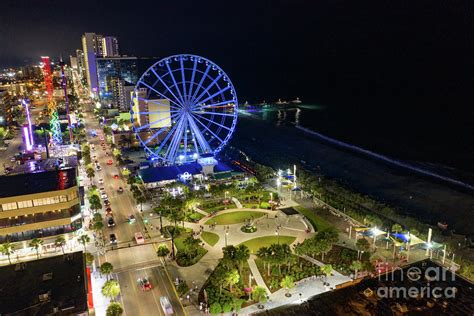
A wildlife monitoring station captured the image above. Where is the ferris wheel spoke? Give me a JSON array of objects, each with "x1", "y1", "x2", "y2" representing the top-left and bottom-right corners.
[
  {"x1": 191, "y1": 73, "x2": 223, "y2": 106},
  {"x1": 195, "y1": 99, "x2": 237, "y2": 110},
  {"x1": 186, "y1": 58, "x2": 198, "y2": 103},
  {"x1": 149, "y1": 68, "x2": 184, "y2": 108},
  {"x1": 165, "y1": 63, "x2": 187, "y2": 107},
  {"x1": 136, "y1": 97, "x2": 182, "y2": 110},
  {"x1": 134, "y1": 112, "x2": 178, "y2": 133},
  {"x1": 138, "y1": 80, "x2": 183, "y2": 109},
  {"x1": 183, "y1": 119, "x2": 189, "y2": 157},
  {"x1": 180, "y1": 58, "x2": 188, "y2": 103},
  {"x1": 153, "y1": 116, "x2": 182, "y2": 156},
  {"x1": 189, "y1": 64, "x2": 211, "y2": 105},
  {"x1": 143, "y1": 126, "x2": 168, "y2": 145},
  {"x1": 192, "y1": 114, "x2": 224, "y2": 144},
  {"x1": 194, "y1": 110, "x2": 236, "y2": 118},
  {"x1": 134, "y1": 110, "x2": 179, "y2": 116},
  {"x1": 193, "y1": 85, "x2": 231, "y2": 107},
  {"x1": 193, "y1": 112, "x2": 232, "y2": 132},
  {"x1": 187, "y1": 116, "x2": 212, "y2": 153},
  {"x1": 165, "y1": 116, "x2": 186, "y2": 162}
]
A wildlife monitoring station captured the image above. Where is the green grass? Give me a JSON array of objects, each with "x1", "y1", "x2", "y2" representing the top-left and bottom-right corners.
[
  {"x1": 204, "y1": 211, "x2": 266, "y2": 225},
  {"x1": 238, "y1": 236, "x2": 296, "y2": 253},
  {"x1": 294, "y1": 205, "x2": 333, "y2": 231},
  {"x1": 201, "y1": 231, "x2": 220, "y2": 246},
  {"x1": 174, "y1": 235, "x2": 208, "y2": 267}
]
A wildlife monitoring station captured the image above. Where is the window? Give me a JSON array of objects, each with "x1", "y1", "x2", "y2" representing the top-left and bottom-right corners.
[
  {"x1": 2, "y1": 202, "x2": 18, "y2": 211},
  {"x1": 59, "y1": 195, "x2": 67, "y2": 202},
  {"x1": 17, "y1": 200, "x2": 33, "y2": 209}
]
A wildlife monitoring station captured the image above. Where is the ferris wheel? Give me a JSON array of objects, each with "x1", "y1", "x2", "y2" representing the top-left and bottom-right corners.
[{"x1": 130, "y1": 54, "x2": 238, "y2": 164}]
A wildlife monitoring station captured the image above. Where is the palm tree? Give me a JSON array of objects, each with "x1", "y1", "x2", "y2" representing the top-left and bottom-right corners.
[
  {"x1": 102, "y1": 280, "x2": 121, "y2": 301},
  {"x1": 256, "y1": 246, "x2": 272, "y2": 276},
  {"x1": 235, "y1": 245, "x2": 250, "y2": 274},
  {"x1": 93, "y1": 212, "x2": 103, "y2": 223},
  {"x1": 280, "y1": 275, "x2": 295, "y2": 297},
  {"x1": 156, "y1": 244, "x2": 170, "y2": 264},
  {"x1": 93, "y1": 220, "x2": 104, "y2": 233},
  {"x1": 86, "y1": 165, "x2": 95, "y2": 183},
  {"x1": 106, "y1": 302, "x2": 124, "y2": 316},
  {"x1": 0, "y1": 242, "x2": 15, "y2": 265},
  {"x1": 321, "y1": 264, "x2": 333, "y2": 284},
  {"x1": 55, "y1": 236, "x2": 67, "y2": 254},
  {"x1": 100, "y1": 262, "x2": 114, "y2": 280},
  {"x1": 225, "y1": 269, "x2": 240, "y2": 292},
  {"x1": 29, "y1": 238, "x2": 44, "y2": 259},
  {"x1": 79, "y1": 234, "x2": 90, "y2": 252},
  {"x1": 134, "y1": 193, "x2": 146, "y2": 212},
  {"x1": 350, "y1": 260, "x2": 363, "y2": 279},
  {"x1": 89, "y1": 195, "x2": 102, "y2": 214}
]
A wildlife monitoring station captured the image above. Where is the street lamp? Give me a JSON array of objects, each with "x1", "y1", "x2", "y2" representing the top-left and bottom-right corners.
[
  {"x1": 225, "y1": 231, "x2": 229, "y2": 247},
  {"x1": 275, "y1": 229, "x2": 280, "y2": 245},
  {"x1": 225, "y1": 191, "x2": 229, "y2": 199}
]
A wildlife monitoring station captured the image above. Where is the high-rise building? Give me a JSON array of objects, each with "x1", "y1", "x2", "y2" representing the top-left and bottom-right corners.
[
  {"x1": 102, "y1": 36, "x2": 120, "y2": 57},
  {"x1": 69, "y1": 56, "x2": 78, "y2": 69},
  {"x1": 0, "y1": 166, "x2": 82, "y2": 244},
  {"x1": 81, "y1": 32, "x2": 105, "y2": 95},
  {"x1": 75, "y1": 49, "x2": 86, "y2": 80},
  {"x1": 96, "y1": 56, "x2": 138, "y2": 105},
  {"x1": 0, "y1": 89, "x2": 14, "y2": 127}
]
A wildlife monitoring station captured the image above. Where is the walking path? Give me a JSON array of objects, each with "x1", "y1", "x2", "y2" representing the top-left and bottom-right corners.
[
  {"x1": 247, "y1": 255, "x2": 271, "y2": 294},
  {"x1": 232, "y1": 197, "x2": 243, "y2": 209}
]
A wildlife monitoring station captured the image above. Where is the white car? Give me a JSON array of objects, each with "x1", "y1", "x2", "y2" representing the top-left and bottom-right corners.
[
  {"x1": 160, "y1": 296, "x2": 173, "y2": 315},
  {"x1": 98, "y1": 178, "x2": 104, "y2": 184},
  {"x1": 100, "y1": 193, "x2": 108, "y2": 200}
]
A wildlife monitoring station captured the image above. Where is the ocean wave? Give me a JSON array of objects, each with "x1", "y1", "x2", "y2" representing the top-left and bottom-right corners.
[{"x1": 296, "y1": 125, "x2": 474, "y2": 192}]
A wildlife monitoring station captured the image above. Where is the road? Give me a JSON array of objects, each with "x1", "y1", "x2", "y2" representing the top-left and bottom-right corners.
[{"x1": 82, "y1": 109, "x2": 185, "y2": 315}]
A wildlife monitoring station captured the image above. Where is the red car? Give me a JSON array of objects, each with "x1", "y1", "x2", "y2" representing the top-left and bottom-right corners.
[
  {"x1": 138, "y1": 277, "x2": 152, "y2": 291},
  {"x1": 105, "y1": 207, "x2": 113, "y2": 215},
  {"x1": 107, "y1": 159, "x2": 113, "y2": 165},
  {"x1": 114, "y1": 174, "x2": 119, "y2": 179}
]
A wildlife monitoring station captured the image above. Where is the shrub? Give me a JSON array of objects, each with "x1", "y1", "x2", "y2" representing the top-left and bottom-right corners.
[{"x1": 210, "y1": 302, "x2": 222, "y2": 315}]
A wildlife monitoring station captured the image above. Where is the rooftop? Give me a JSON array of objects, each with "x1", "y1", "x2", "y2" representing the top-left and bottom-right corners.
[
  {"x1": 265, "y1": 260, "x2": 474, "y2": 315},
  {"x1": 0, "y1": 167, "x2": 77, "y2": 198},
  {"x1": 0, "y1": 251, "x2": 88, "y2": 315}
]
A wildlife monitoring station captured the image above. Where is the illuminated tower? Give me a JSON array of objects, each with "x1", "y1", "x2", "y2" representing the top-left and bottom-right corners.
[
  {"x1": 60, "y1": 61, "x2": 73, "y2": 143},
  {"x1": 42, "y1": 56, "x2": 62, "y2": 145}
]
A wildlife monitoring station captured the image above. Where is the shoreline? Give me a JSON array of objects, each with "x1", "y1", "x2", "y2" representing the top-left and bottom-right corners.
[
  {"x1": 295, "y1": 125, "x2": 474, "y2": 193},
  {"x1": 231, "y1": 117, "x2": 474, "y2": 235}
]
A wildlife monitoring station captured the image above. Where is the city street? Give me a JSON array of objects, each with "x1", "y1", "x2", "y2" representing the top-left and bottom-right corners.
[{"x1": 82, "y1": 109, "x2": 185, "y2": 315}]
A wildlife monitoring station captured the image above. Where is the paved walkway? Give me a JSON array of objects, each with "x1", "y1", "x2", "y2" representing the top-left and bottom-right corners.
[
  {"x1": 247, "y1": 255, "x2": 271, "y2": 294},
  {"x1": 232, "y1": 197, "x2": 243, "y2": 209}
]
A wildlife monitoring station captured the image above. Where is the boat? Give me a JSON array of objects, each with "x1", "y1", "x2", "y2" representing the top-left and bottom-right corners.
[
  {"x1": 242, "y1": 101, "x2": 250, "y2": 107},
  {"x1": 291, "y1": 97, "x2": 302, "y2": 104},
  {"x1": 256, "y1": 100, "x2": 267, "y2": 106},
  {"x1": 275, "y1": 98, "x2": 289, "y2": 105}
]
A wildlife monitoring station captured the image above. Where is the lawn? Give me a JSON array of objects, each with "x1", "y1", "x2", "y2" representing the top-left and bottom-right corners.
[
  {"x1": 294, "y1": 205, "x2": 333, "y2": 231},
  {"x1": 201, "y1": 231, "x2": 220, "y2": 246},
  {"x1": 238, "y1": 235, "x2": 296, "y2": 253},
  {"x1": 204, "y1": 211, "x2": 266, "y2": 225}
]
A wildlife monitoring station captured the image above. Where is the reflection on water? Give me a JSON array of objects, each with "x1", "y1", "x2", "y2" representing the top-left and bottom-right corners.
[{"x1": 239, "y1": 104, "x2": 326, "y2": 127}]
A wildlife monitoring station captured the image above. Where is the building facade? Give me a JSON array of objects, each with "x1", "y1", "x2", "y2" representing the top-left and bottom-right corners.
[
  {"x1": 0, "y1": 89, "x2": 14, "y2": 127},
  {"x1": 81, "y1": 32, "x2": 105, "y2": 95},
  {"x1": 102, "y1": 36, "x2": 120, "y2": 57},
  {"x1": 0, "y1": 167, "x2": 82, "y2": 243}
]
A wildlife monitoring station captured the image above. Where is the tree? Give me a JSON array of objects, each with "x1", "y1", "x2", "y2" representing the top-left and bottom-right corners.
[
  {"x1": 79, "y1": 234, "x2": 91, "y2": 252},
  {"x1": 84, "y1": 252, "x2": 94, "y2": 265},
  {"x1": 156, "y1": 244, "x2": 170, "y2": 264},
  {"x1": 356, "y1": 238, "x2": 371, "y2": 258},
  {"x1": 86, "y1": 165, "x2": 95, "y2": 183},
  {"x1": 0, "y1": 242, "x2": 15, "y2": 265},
  {"x1": 224, "y1": 269, "x2": 240, "y2": 292},
  {"x1": 55, "y1": 236, "x2": 66, "y2": 254},
  {"x1": 102, "y1": 280, "x2": 121, "y2": 301},
  {"x1": 235, "y1": 244, "x2": 250, "y2": 274},
  {"x1": 176, "y1": 281, "x2": 189, "y2": 297},
  {"x1": 391, "y1": 223, "x2": 403, "y2": 233},
  {"x1": 100, "y1": 262, "x2": 114, "y2": 280},
  {"x1": 106, "y1": 302, "x2": 123, "y2": 316},
  {"x1": 280, "y1": 275, "x2": 295, "y2": 296},
  {"x1": 121, "y1": 168, "x2": 131, "y2": 177},
  {"x1": 256, "y1": 246, "x2": 272, "y2": 276},
  {"x1": 209, "y1": 302, "x2": 222, "y2": 315},
  {"x1": 93, "y1": 212, "x2": 103, "y2": 223},
  {"x1": 182, "y1": 236, "x2": 200, "y2": 259},
  {"x1": 252, "y1": 286, "x2": 267, "y2": 303},
  {"x1": 134, "y1": 193, "x2": 146, "y2": 212},
  {"x1": 29, "y1": 238, "x2": 44, "y2": 259},
  {"x1": 350, "y1": 260, "x2": 363, "y2": 279},
  {"x1": 89, "y1": 194, "x2": 102, "y2": 213},
  {"x1": 93, "y1": 220, "x2": 104, "y2": 232},
  {"x1": 321, "y1": 264, "x2": 333, "y2": 283}
]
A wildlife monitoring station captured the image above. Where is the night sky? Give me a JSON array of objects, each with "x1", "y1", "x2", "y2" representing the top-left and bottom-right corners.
[{"x1": 1, "y1": 0, "x2": 473, "y2": 121}]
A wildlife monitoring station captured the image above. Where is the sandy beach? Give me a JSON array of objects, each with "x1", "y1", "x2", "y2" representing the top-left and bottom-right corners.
[{"x1": 230, "y1": 117, "x2": 474, "y2": 235}]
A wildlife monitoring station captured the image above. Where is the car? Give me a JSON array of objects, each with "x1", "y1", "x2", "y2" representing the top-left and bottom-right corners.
[
  {"x1": 99, "y1": 187, "x2": 105, "y2": 193},
  {"x1": 107, "y1": 159, "x2": 113, "y2": 165},
  {"x1": 98, "y1": 178, "x2": 104, "y2": 184},
  {"x1": 117, "y1": 187, "x2": 123, "y2": 193},
  {"x1": 99, "y1": 136, "x2": 104, "y2": 141},
  {"x1": 100, "y1": 193, "x2": 108, "y2": 200},
  {"x1": 104, "y1": 199, "x2": 111, "y2": 206},
  {"x1": 128, "y1": 214, "x2": 136, "y2": 224},
  {"x1": 160, "y1": 296, "x2": 173, "y2": 315},
  {"x1": 107, "y1": 216, "x2": 115, "y2": 227},
  {"x1": 135, "y1": 232, "x2": 144, "y2": 244},
  {"x1": 105, "y1": 207, "x2": 113, "y2": 215},
  {"x1": 92, "y1": 155, "x2": 97, "y2": 159},
  {"x1": 138, "y1": 277, "x2": 152, "y2": 291},
  {"x1": 96, "y1": 165, "x2": 101, "y2": 171},
  {"x1": 109, "y1": 233, "x2": 117, "y2": 244},
  {"x1": 113, "y1": 174, "x2": 119, "y2": 179},
  {"x1": 105, "y1": 152, "x2": 110, "y2": 156}
]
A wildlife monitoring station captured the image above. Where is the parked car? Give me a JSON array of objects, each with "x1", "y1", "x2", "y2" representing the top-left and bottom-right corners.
[
  {"x1": 107, "y1": 216, "x2": 115, "y2": 227},
  {"x1": 128, "y1": 214, "x2": 136, "y2": 224},
  {"x1": 104, "y1": 199, "x2": 111, "y2": 206},
  {"x1": 100, "y1": 192, "x2": 108, "y2": 200},
  {"x1": 135, "y1": 232, "x2": 144, "y2": 244},
  {"x1": 117, "y1": 187, "x2": 123, "y2": 193},
  {"x1": 98, "y1": 178, "x2": 104, "y2": 184},
  {"x1": 109, "y1": 233, "x2": 117, "y2": 244},
  {"x1": 105, "y1": 207, "x2": 113, "y2": 215}
]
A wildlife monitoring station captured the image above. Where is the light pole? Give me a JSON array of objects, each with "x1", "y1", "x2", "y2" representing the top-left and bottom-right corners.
[
  {"x1": 225, "y1": 191, "x2": 229, "y2": 199},
  {"x1": 225, "y1": 231, "x2": 229, "y2": 247},
  {"x1": 275, "y1": 229, "x2": 280, "y2": 245}
]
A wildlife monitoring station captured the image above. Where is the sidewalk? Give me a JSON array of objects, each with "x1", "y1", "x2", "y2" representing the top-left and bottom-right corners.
[{"x1": 247, "y1": 255, "x2": 270, "y2": 294}]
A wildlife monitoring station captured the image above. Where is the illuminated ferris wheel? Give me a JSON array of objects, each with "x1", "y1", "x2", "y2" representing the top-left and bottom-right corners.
[{"x1": 130, "y1": 54, "x2": 238, "y2": 164}]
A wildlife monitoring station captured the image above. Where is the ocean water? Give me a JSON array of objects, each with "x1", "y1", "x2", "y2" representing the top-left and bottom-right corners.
[{"x1": 239, "y1": 104, "x2": 474, "y2": 180}]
